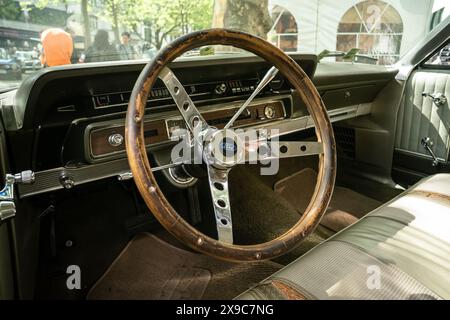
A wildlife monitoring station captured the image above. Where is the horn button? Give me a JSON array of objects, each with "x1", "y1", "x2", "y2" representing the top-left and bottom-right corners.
[{"x1": 204, "y1": 129, "x2": 244, "y2": 169}]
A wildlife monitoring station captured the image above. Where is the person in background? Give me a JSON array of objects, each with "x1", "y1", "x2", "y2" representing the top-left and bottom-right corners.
[
  {"x1": 31, "y1": 47, "x2": 39, "y2": 59},
  {"x1": 117, "y1": 31, "x2": 135, "y2": 60},
  {"x1": 40, "y1": 28, "x2": 73, "y2": 67},
  {"x1": 85, "y1": 30, "x2": 119, "y2": 63}
]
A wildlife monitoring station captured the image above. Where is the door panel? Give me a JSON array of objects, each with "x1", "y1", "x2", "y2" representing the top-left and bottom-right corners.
[
  {"x1": 395, "y1": 70, "x2": 450, "y2": 159},
  {"x1": 393, "y1": 69, "x2": 450, "y2": 185}
]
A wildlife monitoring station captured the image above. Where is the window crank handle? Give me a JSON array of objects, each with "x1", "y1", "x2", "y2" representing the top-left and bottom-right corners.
[{"x1": 421, "y1": 137, "x2": 439, "y2": 167}]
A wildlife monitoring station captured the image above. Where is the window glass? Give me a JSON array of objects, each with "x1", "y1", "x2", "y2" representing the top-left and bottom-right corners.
[
  {"x1": 337, "y1": 0, "x2": 403, "y2": 65},
  {"x1": 425, "y1": 44, "x2": 450, "y2": 66},
  {"x1": 0, "y1": 0, "x2": 449, "y2": 91},
  {"x1": 268, "y1": 5, "x2": 298, "y2": 52}
]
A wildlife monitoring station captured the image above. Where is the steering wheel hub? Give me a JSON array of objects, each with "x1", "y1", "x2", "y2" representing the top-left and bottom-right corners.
[{"x1": 203, "y1": 129, "x2": 244, "y2": 169}]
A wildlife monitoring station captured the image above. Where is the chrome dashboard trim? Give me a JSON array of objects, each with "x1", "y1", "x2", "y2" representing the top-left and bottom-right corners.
[
  {"x1": 83, "y1": 95, "x2": 290, "y2": 162},
  {"x1": 164, "y1": 98, "x2": 287, "y2": 139},
  {"x1": 252, "y1": 103, "x2": 371, "y2": 138},
  {"x1": 18, "y1": 103, "x2": 371, "y2": 199},
  {"x1": 18, "y1": 158, "x2": 130, "y2": 198},
  {"x1": 84, "y1": 120, "x2": 171, "y2": 163}
]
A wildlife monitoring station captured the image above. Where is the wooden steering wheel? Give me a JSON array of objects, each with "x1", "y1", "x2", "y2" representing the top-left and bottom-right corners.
[{"x1": 125, "y1": 29, "x2": 336, "y2": 262}]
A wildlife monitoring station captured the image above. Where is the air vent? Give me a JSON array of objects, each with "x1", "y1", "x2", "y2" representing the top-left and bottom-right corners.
[
  {"x1": 334, "y1": 126, "x2": 355, "y2": 159},
  {"x1": 57, "y1": 105, "x2": 76, "y2": 112}
]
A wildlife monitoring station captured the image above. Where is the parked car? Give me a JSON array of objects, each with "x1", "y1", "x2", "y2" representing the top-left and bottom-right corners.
[
  {"x1": 0, "y1": 48, "x2": 21, "y2": 80},
  {"x1": 439, "y1": 44, "x2": 450, "y2": 64},
  {"x1": 15, "y1": 50, "x2": 42, "y2": 72}
]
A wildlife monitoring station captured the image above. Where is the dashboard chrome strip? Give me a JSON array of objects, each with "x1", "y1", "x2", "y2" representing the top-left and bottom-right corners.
[
  {"x1": 254, "y1": 103, "x2": 371, "y2": 138},
  {"x1": 17, "y1": 104, "x2": 371, "y2": 199},
  {"x1": 17, "y1": 158, "x2": 130, "y2": 199},
  {"x1": 395, "y1": 148, "x2": 448, "y2": 162}
]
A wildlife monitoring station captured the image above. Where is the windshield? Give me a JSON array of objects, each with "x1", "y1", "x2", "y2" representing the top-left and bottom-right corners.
[
  {"x1": 16, "y1": 51, "x2": 33, "y2": 58},
  {"x1": 0, "y1": 0, "x2": 449, "y2": 90},
  {"x1": 0, "y1": 48, "x2": 8, "y2": 59}
]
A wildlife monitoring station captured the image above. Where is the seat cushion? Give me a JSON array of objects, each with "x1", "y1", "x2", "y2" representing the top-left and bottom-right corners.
[{"x1": 236, "y1": 174, "x2": 450, "y2": 300}]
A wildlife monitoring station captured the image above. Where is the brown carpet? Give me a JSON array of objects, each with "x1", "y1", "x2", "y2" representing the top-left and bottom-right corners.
[
  {"x1": 274, "y1": 168, "x2": 381, "y2": 232},
  {"x1": 228, "y1": 166, "x2": 333, "y2": 265},
  {"x1": 87, "y1": 233, "x2": 281, "y2": 300}
]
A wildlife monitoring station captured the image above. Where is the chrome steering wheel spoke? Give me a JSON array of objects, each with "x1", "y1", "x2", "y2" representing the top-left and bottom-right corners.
[
  {"x1": 243, "y1": 141, "x2": 324, "y2": 163},
  {"x1": 159, "y1": 67, "x2": 208, "y2": 134},
  {"x1": 224, "y1": 66, "x2": 279, "y2": 129},
  {"x1": 207, "y1": 165, "x2": 233, "y2": 244}
]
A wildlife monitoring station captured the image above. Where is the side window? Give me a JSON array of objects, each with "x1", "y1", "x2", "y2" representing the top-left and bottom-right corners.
[
  {"x1": 430, "y1": 8, "x2": 444, "y2": 31},
  {"x1": 424, "y1": 44, "x2": 450, "y2": 67}
]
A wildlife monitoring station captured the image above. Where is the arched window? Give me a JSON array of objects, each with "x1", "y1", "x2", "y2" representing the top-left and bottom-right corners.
[
  {"x1": 337, "y1": 0, "x2": 403, "y2": 65},
  {"x1": 268, "y1": 5, "x2": 298, "y2": 52}
]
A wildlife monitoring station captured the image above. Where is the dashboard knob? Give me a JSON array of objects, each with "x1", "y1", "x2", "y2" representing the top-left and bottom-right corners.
[
  {"x1": 60, "y1": 175, "x2": 75, "y2": 189},
  {"x1": 215, "y1": 83, "x2": 227, "y2": 95},
  {"x1": 264, "y1": 105, "x2": 275, "y2": 119},
  {"x1": 108, "y1": 133, "x2": 124, "y2": 147}
]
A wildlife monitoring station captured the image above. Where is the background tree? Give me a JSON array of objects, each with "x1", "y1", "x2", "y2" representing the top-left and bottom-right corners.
[
  {"x1": 100, "y1": 0, "x2": 124, "y2": 43},
  {"x1": 11, "y1": 0, "x2": 214, "y2": 50},
  {"x1": 0, "y1": 0, "x2": 22, "y2": 21},
  {"x1": 137, "y1": 0, "x2": 213, "y2": 50},
  {"x1": 212, "y1": 0, "x2": 272, "y2": 38},
  {"x1": 81, "y1": 0, "x2": 91, "y2": 46},
  {"x1": 1, "y1": 0, "x2": 69, "y2": 27}
]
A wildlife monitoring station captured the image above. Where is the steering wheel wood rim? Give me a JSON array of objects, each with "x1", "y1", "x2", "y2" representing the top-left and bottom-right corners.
[{"x1": 125, "y1": 29, "x2": 336, "y2": 262}]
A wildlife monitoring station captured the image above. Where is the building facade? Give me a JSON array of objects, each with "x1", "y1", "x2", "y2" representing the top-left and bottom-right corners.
[
  {"x1": 268, "y1": 0, "x2": 447, "y2": 64},
  {"x1": 0, "y1": 1, "x2": 114, "y2": 53}
]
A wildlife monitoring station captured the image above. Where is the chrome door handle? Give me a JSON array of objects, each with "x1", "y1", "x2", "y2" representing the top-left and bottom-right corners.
[
  {"x1": 0, "y1": 170, "x2": 35, "y2": 223},
  {"x1": 422, "y1": 92, "x2": 447, "y2": 107}
]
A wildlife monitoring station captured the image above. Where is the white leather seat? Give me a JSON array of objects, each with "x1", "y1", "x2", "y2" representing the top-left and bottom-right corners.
[{"x1": 236, "y1": 174, "x2": 450, "y2": 300}]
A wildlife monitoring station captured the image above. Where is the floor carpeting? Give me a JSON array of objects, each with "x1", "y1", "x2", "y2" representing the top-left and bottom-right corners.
[
  {"x1": 228, "y1": 166, "x2": 333, "y2": 265},
  {"x1": 87, "y1": 163, "x2": 386, "y2": 300},
  {"x1": 87, "y1": 233, "x2": 282, "y2": 300},
  {"x1": 274, "y1": 168, "x2": 381, "y2": 232}
]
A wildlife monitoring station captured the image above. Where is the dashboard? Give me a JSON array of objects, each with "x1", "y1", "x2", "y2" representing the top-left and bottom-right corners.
[{"x1": 0, "y1": 53, "x2": 398, "y2": 198}]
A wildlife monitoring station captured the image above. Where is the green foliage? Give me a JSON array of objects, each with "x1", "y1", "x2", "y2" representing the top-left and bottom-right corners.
[
  {"x1": 317, "y1": 49, "x2": 331, "y2": 62},
  {"x1": 4, "y1": 0, "x2": 214, "y2": 49},
  {"x1": 0, "y1": 0, "x2": 67, "y2": 27},
  {"x1": 135, "y1": 0, "x2": 213, "y2": 48},
  {"x1": 199, "y1": 46, "x2": 214, "y2": 55},
  {"x1": 89, "y1": 0, "x2": 213, "y2": 47},
  {"x1": 0, "y1": 0, "x2": 22, "y2": 20},
  {"x1": 100, "y1": 1, "x2": 132, "y2": 29},
  {"x1": 342, "y1": 48, "x2": 360, "y2": 61}
]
